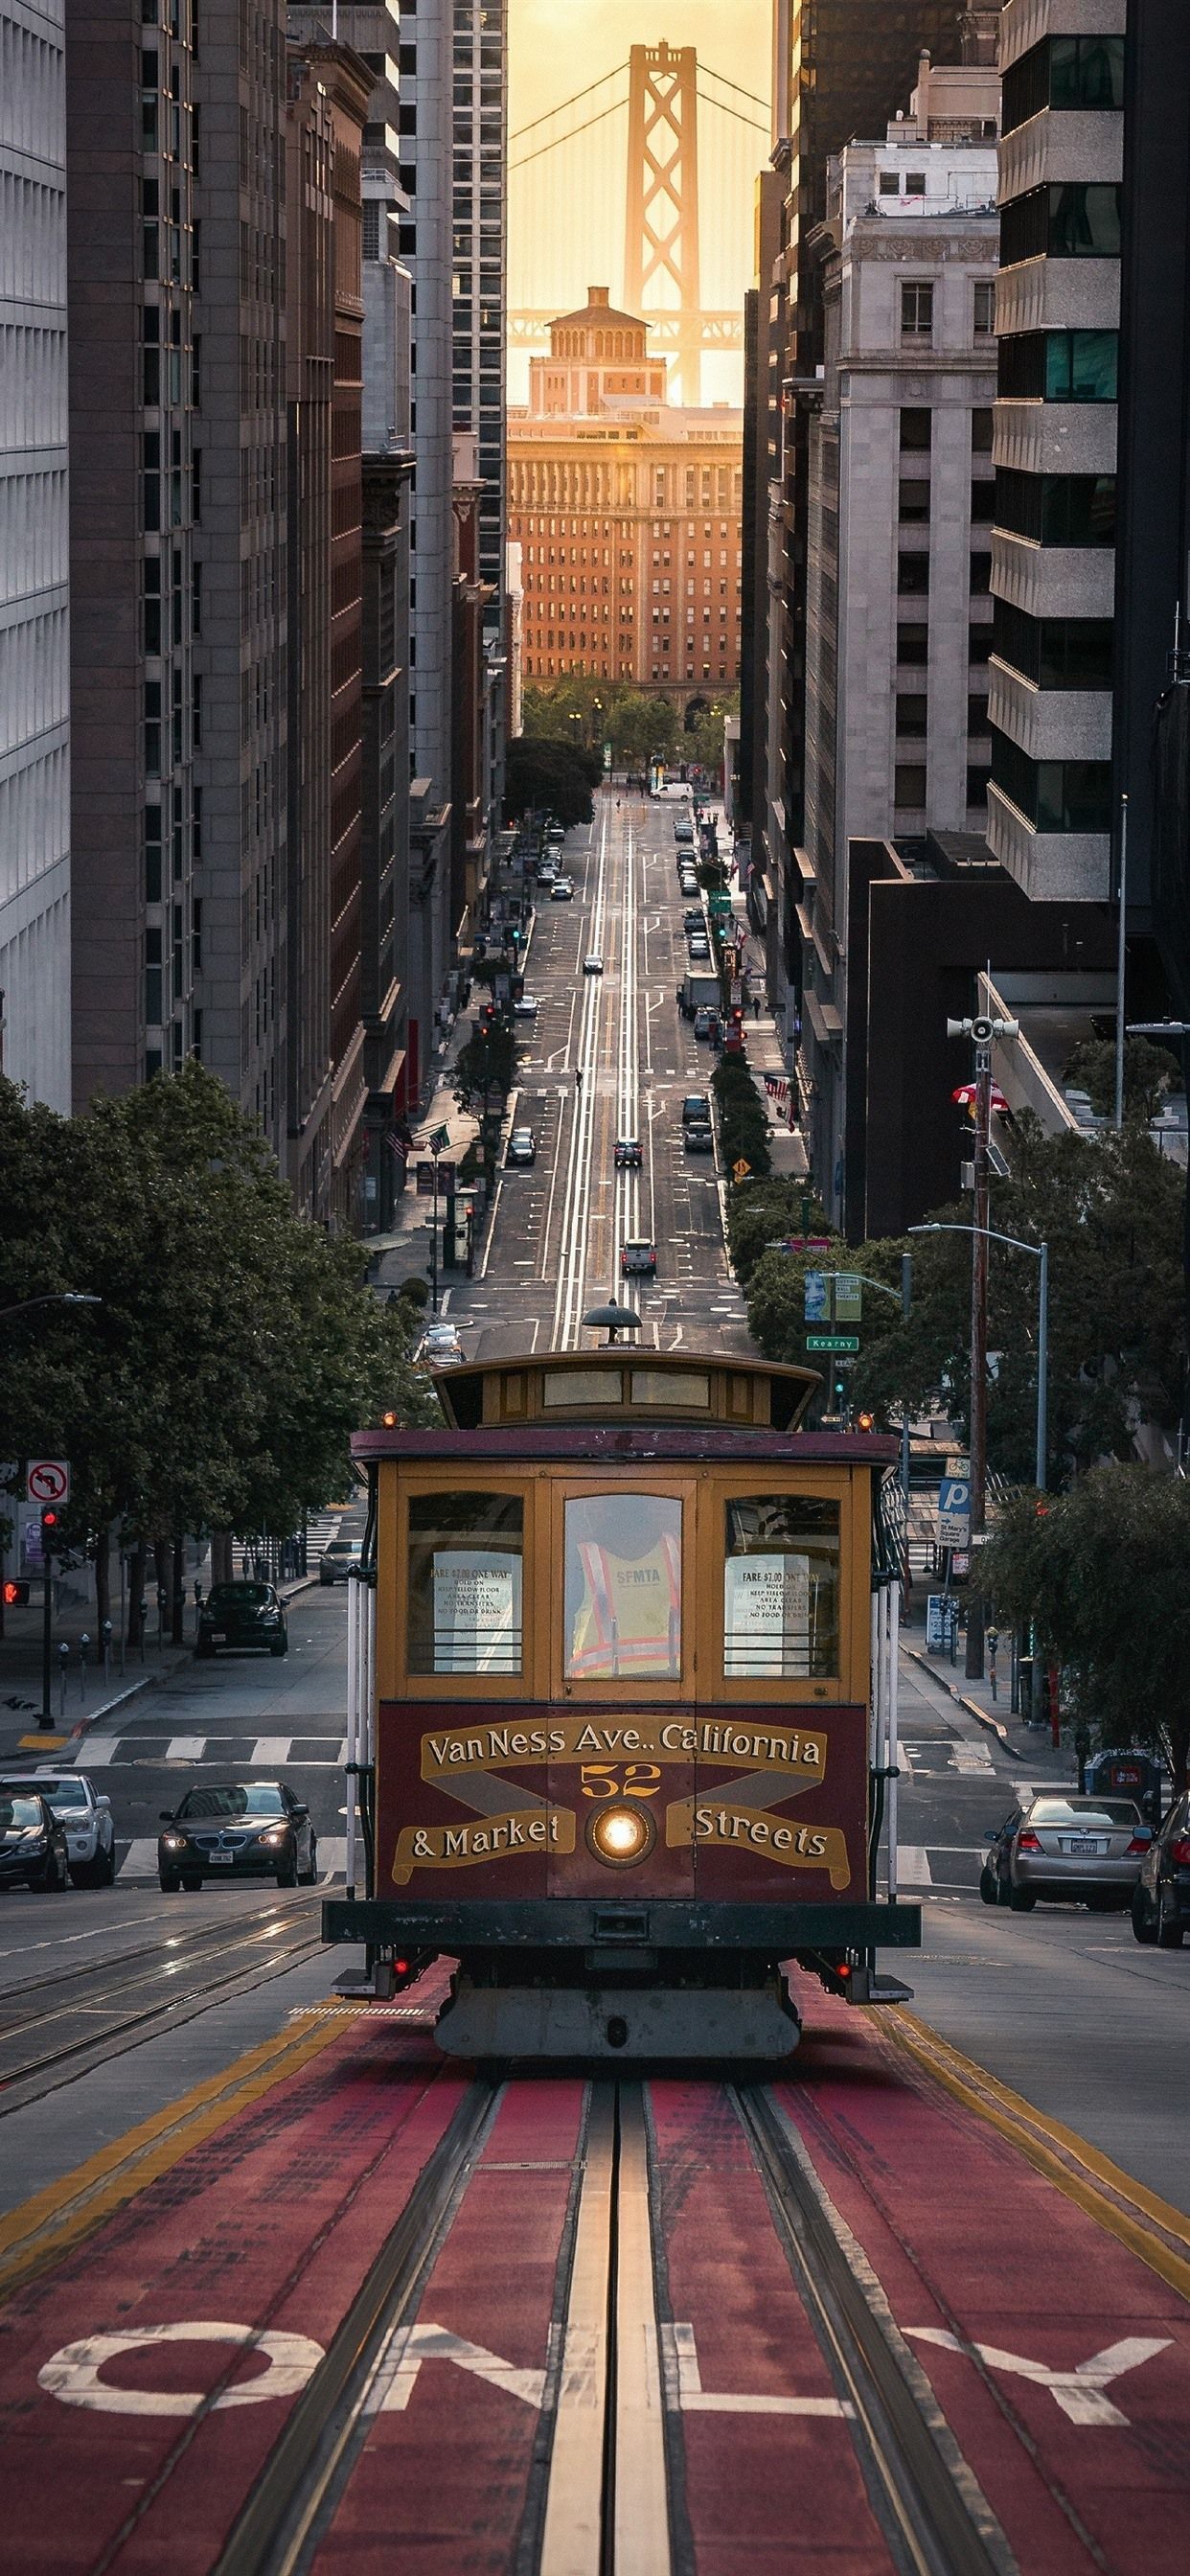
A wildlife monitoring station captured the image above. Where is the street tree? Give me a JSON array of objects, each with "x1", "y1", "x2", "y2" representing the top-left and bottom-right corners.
[
  {"x1": 505, "y1": 735, "x2": 597, "y2": 828},
  {"x1": 980, "y1": 1472, "x2": 1190, "y2": 1789}
]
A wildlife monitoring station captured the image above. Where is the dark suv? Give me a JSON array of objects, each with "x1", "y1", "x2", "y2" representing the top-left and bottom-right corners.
[
  {"x1": 681, "y1": 1092, "x2": 711, "y2": 1127},
  {"x1": 197, "y1": 1579, "x2": 287, "y2": 1658},
  {"x1": 1131, "y1": 1793, "x2": 1190, "y2": 1946}
]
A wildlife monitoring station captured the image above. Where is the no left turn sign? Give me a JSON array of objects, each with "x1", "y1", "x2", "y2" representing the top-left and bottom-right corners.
[{"x1": 27, "y1": 1459, "x2": 70, "y2": 1506}]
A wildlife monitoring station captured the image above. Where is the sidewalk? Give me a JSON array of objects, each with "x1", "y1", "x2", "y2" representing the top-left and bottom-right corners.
[
  {"x1": 0, "y1": 1566, "x2": 321, "y2": 1751},
  {"x1": 899, "y1": 1590, "x2": 1076, "y2": 1778},
  {"x1": 732, "y1": 897, "x2": 808, "y2": 1183}
]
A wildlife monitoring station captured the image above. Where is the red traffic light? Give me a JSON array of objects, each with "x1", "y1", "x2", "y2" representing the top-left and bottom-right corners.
[
  {"x1": 40, "y1": 1507, "x2": 58, "y2": 1530},
  {"x1": 2, "y1": 1579, "x2": 31, "y2": 1607}
]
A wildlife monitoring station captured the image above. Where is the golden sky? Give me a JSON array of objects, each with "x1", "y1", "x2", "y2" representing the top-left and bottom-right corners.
[{"x1": 508, "y1": 2, "x2": 772, "y2": 403}]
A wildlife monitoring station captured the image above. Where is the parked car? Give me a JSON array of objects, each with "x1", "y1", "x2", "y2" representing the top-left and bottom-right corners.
[
  {"x1": 682, "y1": 908, "x2": 704, "y2": 931},
  {"x1": 584, "y1": 954, "x2": 604, "y2": 976},
  {"x1": 158, "y1": 1781, "x2": 317, "y2": 1892},
  {"x1": 0, "y1": 1785, "x2": 70, "y2": 1894},
  {"x1": 681, "y1": 1092, "x2": 711, "y2": 1126},
  {"x1": 614, "y1": 1136, "x2": 643, "y2": 1169},
  {"x1": 621, "y1": 1238, "x2": 657, "y2": 1277},
  {"x1": 506, "y1": 1126, "x2": 537, "y2": 1167},
  {"x1": 693, "y1": 1007, "x2": 715, "y2": 1040},
  {"x1": 546, "y1": 821, "x2": 565, "y2": 843},
  {"x1": 979, "y1": 1792, "x2": 1151, "y2": 1912},
  {"x1": 0, "y1": 1772, "x2": 115, "y2": 1886},
  {"x1": 678, "y1": 873, "x2": 698, "y2": 897},
  {"x1": 319, "y1": 1535, "x2": 364, "y2": 1587},
  {"x1": 684, "y1": 1120, "x2": 715, "y2": 1155},
  {"x1": 550, "y1": 878, "x2": 574, "y2": 901},
  {"x1": 536, "y1": 861, "x2": 558, "y2": 886},
  {"x1": 513, "y1": 994, "x2": 540, "y2": 1019},
  {"x1": 196, "y1": 1580, "x2": 287, "y2": 1660},
  {"x1": 688, "y1": 935, "x2": 710, "y2": 961},
  {"x1": 1131, "y1": 1793, "x2": 1190, "y2": 1946}
]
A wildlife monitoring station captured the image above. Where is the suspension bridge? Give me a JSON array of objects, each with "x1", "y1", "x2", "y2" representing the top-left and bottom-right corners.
[{"x1": 508, "y1": 42, "x2": 770, "y2": 406}]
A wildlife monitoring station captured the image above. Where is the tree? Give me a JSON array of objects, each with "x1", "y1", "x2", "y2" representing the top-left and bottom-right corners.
[
  {"x1": 712, "y1": 1056, "x2": 772, "y2": 1181},
  {"x1": 685, "y1": 691, "x2": 739, "y2": 774},
  {"x1": 980, "y1": 1472, "x2": 1190, "y2": 1789},
  {"x1": 0, "y1": 1064, "x2": 433, "y2": 1618},
  {"x1": 725, "y1": 1177, "x2": 832, "y2": 1292},
  {"x1": 1063, "y1": 1034, "x2": 1180, "y2": 1126},
  {"x1": 505, "y1": 736, "x2": 597, "y2": 828}
]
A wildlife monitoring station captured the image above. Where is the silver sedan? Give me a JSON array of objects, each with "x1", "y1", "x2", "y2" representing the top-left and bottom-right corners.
[{"x1": 985, "y1": 1793, "x2": 1151, "y2": 1913}]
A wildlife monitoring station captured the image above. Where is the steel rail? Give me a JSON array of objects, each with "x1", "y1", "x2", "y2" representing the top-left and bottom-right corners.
[{"x1": 734, "y1": 2087, "x2": 1016, "y2": 2576}]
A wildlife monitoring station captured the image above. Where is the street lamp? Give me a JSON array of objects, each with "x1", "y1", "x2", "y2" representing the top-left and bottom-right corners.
[
  {"x1": 0, "y1": 1293, "x2": 102, "y2": 1323},
  {"x1": 908, "y1": 1224, "x2": 1048, "y2": 1493}
]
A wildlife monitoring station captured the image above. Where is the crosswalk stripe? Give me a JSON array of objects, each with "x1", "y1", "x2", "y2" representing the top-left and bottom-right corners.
[
  {"x1": 251, "y1": 1736, "x2": 293, "y2": 1768},
  {"x1": 319, "y1": 1838, "x2": 346, "y2": 1883},
  {"x1": 77, "y1": 1737, "x2": 117, "y2": 1767},
  {"x1": 898, "y1": 1845, "x2": 934, "y2": 1886},
  {"x1": 165, "y1": 1736, "x2": 206, "y2": 1762},
  {"x1": 117, "y1": 1839, "x2": 161, "y2": 1881}
]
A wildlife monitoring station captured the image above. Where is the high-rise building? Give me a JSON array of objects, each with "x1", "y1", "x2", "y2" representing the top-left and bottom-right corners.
[
  {"x1": 989, "y1": 1, "x2": 1125, "y2": 904},
  {"x1": 744, "y1": 2, "x2": 977, "y2": 1023},
  {"x1": 508, "y1": 288, "x2": 744, "y2": 703},
  {"x1": 799, "y1": 59, "x2": 1000, "y2": 1217},
  {"x1": 0, "y1": 0, "x2": 71, "y2": 1110},
  {"x1": 451, "y1": 0, "x2": 507, "y2": 599}
]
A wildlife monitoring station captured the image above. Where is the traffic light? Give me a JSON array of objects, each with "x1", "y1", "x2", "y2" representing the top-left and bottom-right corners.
[
  {"x1": 833, "y1": 1374, "x2": 847, "y2": 1406},
  {"x1": 856, "y1": 1410, "x2": 876, "y2": 1433},
  {"x1": 40, "y1": 1507, "x2": 59, "y2": 1552},
  {"x1": 2, "y1": 1580, "x2": 31, "y2": 1607}
]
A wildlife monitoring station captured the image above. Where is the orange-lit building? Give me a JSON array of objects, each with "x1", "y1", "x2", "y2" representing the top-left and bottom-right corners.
[{"x1": 507, "y1": 288, "x2": 743, "y2": 704}]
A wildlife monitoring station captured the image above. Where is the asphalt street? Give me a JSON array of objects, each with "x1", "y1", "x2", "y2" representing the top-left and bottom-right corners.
[{"x1": 0, "y1": 798, "x2": 1186, "y2": 2214}]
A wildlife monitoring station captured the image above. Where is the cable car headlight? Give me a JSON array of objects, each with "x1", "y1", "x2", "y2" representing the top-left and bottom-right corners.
[{"x1": 585, "y1": 1804, "x2": 656, "y2": 1868}]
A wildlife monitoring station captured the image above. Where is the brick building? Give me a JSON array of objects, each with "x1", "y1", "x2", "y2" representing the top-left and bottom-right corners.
[{"x1": 507, "y1": 288, "x2": 743, "y2": 705}]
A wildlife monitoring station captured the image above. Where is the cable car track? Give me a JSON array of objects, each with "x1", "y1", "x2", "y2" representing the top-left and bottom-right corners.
[{"x1": 210, "y1": 2072, "x2": 1013, "y2": 2576}]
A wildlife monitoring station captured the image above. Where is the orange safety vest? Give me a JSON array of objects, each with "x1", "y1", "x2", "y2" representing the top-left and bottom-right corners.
[{"x1": 569, "y1": 1535, "x2": 681, "y2": 1678}]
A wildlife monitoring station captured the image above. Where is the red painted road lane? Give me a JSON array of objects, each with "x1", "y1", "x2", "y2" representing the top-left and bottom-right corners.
[
  {"x1": 0, "y1": 1997, "x2": 470, "y2": 2576},
  {"x1": 779, "y1": 1989, "x2": 1190, "y2": 2576},
  {"x1": 308, "y1": 2078, "x2": 586, "y2": 2576},
  {"x1": 649, "y1": 2080, "x2": 896, "y2": 2575}
]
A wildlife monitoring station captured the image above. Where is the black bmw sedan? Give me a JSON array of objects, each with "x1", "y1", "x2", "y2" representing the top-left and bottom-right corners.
[{"x1": 158, "y1": 1781, "x2": 317, "y2": 1891}]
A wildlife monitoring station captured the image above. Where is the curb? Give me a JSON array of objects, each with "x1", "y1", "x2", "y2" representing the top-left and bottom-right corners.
[{"x1": 903, "y1": 1644, "x2": 1017, "y2": 1752}]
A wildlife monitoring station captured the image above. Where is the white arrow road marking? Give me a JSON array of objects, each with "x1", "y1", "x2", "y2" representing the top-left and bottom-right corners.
[
  {"x1": 660, "y1": 2323, "x2": 855, "y2": 2418},
  {"x1": 906, "y1": 2329, "x2": 1173, "y2": 2426},
  {"x1": 363, "y1": 2324, "x2": 546, "y2": 2414},
  {"x1": 39, "y1": 2323, "x2": 325, "y2": 2416}
]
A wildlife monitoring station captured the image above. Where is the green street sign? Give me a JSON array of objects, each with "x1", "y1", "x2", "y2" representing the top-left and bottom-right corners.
[{"x1": 806, "y1": 1332, "x2": 859, "y2": 1353}]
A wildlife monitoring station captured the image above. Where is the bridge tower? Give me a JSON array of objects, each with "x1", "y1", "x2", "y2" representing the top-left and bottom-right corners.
[{"x1": 624, "y1": 42, "x2": 702, "y2": 407}]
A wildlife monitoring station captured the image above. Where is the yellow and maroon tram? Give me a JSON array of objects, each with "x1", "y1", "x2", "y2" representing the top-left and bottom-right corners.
[{"x1": 324, "y1": 1349, "x2": 919, "y2": 2057}]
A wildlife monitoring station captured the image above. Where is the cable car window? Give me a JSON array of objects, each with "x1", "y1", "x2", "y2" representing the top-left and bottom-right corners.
[
  {"x1": 542, "y1": 1368, "x2": 624, "y2": 1407},
  {"x1": 407, "y1": 1493, "x2": 523, "y2": 1674},
  {"x1": 722, "y1": 1497, "x2": 840, "y2": 1679},
  {"x1": 629, "y1": 1368, "x2": 710, "y2": 1410},
  {"x1": 564, "y1": 1493, "x2": 681, "y2": 1680}
]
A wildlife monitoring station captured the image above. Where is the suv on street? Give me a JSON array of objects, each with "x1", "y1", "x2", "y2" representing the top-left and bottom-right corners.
[
  {"x1": 621, "y1": 1238, "x2": 657, "y2": 1277},
  {"x1": 0, "y1": 1772, "x2": 116, "y2": 1885},
  {"x1": 681, "y1": 1092, "x2": 711, "y2": 1126},
  {"x1": 196, "y1": 1580, "x2": 288, "y2": 1660}
]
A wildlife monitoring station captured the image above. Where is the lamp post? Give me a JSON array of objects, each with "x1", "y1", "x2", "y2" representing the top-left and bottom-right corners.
[{"x1": 0, "y1": 1292, "x2": 102, "y2": 1323}]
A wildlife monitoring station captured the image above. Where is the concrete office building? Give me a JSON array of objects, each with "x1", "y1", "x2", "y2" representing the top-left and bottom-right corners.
[
  {"x1": 798, "y1": 58, "x2": 1000, "y2": 1217},
  {"x1": 744, "y1": 0, "x2": 975, "y2": 1031},
  {"x1": 989, "y1": 0, "x2": 1125, "y2": 902},
  {"x1": 0, "y1": 0, "x2": 70, "y2": 1110},
  {"x1": 451, "y1": 0, "x2": 507, "y2": 599}
]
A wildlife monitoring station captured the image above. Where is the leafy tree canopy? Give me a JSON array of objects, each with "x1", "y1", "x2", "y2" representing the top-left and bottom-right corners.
[
  {"x1": 0, "y1": 1063, "x2": 432, "y2": 1552},
  {"x1": 505, "y1": 735, "x2": 596, "y2": 829},
  {"x1": 979, "y1": 1471, "x2": 1190, "y2": 1787},
  {"x1": 1063, "y1": 1033, "x2": 1181, "y2": 1126}
]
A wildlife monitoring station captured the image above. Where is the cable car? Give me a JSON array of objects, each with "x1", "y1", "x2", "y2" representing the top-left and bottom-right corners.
[{"x1": 324, "y1": 1350, "x2": 918, "y2": 2058}]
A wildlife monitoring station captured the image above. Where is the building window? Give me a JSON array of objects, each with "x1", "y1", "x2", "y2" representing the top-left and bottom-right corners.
[
  {"x1": 995, "y1": 469, "x2": 1117, "y2": 547},
  {"x1": 969, "y1": 625, "x2": 992, "y2": 666},
  {"x1": 899, "y1": 480, "x2": 930, "y2": 524},
  {"x1": 973, "y1": 281, "x2": 995, "y2": 336},
  {"x1": 972, "y1": 408, "x2": 995, "y2": 454},
  {"x1": 967, "y1": 766, "x2": 992, "y2": 809},
  {"x1": 895, "y1": 695, "x2": 928, "y2": 737},
  {"x1": 879, "y1": 171, "x2": 900, "y2": 196},
  {"x1": 899, "y1": 407, "x2": 932, "y2": 452},
  {"x1": 897, "y1": 553, "x2": 930, "y2": 595},
  {"x1": 1002, "y1": 34, "x2": 1126, "y2": 137},
  {"x1": 970, "y1": 552, "x2": 992, "y2": 594},
  {"x1": 970, "y1": 479, "x2": 995, "y2": 524},
  {"x1": 894, "y1": 764, "x2": 927, "y2": 808},
  {"x1": 991, "y1": 730, "x2": 1113, "y2": 832},
  {"x1": 901, "y1": 283, "x2": 934, "y2": 340},
  {"x1": 968, "y1": 695, "x2": 990, "y2": 738},
  {"x1": 993, "y1": 599, "x2": 1114, "y2": 689},
  {"x1": 1001, "y1": 183, "x2": 1123, "y2": 269},
  {"x1": 897, "y1": 623, "x2": 928, "y2": 667},
  {"x1": 997, "y1": 331, "x2": 1118, "y2": 403}
]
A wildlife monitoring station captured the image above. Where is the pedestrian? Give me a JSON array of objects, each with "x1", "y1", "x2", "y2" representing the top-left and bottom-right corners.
[
  {"x1": 752, "y1": 990, "x2": 762, "y2": 1022},
  {"x1": 575, "y1": 1064, "x2": 583, "y2": 1091}
]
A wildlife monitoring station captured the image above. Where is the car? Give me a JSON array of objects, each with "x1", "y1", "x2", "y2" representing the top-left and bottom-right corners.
[
  {"x1": 584, "y1": 954, "x2": 604, "y2": 975},
  {"x1": 614, "y1": 1136, "x2": 643, "y2": 1169},
  {"x1": 678, "y1": 870, "x2": 698, "y2": 893},
  {"x1": 513, "y1": 995, "x2": 540, "y2": 1019},
  {"x1": 1131, "y1": 1792, "x2": 1190, "y2": 1945},
  {"x1": 157, "y1": 1781, "x2": 318, "y2": 1893},
  {"x1": 0, "y1": 1772, "x2": 115, "y2": 1886},
  {"x1": 979, "y1": 1792, "x2": 1152, "y2": 1912},
  {"x1": 693, "y1": 1006, "x2": 715, "y2": 1039},
  {"x1": 536, "y1": 862, "x2": 558, "y2": 886},
  {"x1": 682, "y1": 908, "x2": 704, "y2": 931},
  {"x1": 546, "y1": 822, "x2": 565, "y2": 843},
  {"x1": 684, "y1": 1120, "x2": 715, "y2": 1155},
  {"x1": 196, "y1": 1580, "x2": 287, "y2": 1660},
  {"x1": 550, "y1": 878, "x2": 574, "y2": 901},
  {"x1": 417, "y1": 1323, "x2": 464, "y2": 1367},
  {"x1": 0, "y1": 1785, "x2": 70, "y2": 1894},
  {"x1": 506, "y1": 1127, "x2": 537, "y2": 1167},
  {"x1": 319, "y1": 1535, "x2": 364, "y2": 1586},
  {"x1": 688, "y1": 936, "x2": 710, "y2": 961},
  {"x1": 621, "y1": 1238, "x2": 657, "y2": 1276},
  {"x1": 681, "y1": 1092, "x2": 711, "y2": 1126}
]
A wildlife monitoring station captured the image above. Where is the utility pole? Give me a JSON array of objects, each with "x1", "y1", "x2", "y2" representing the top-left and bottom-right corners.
[
  {"x1": 900, "y1": 1252, "x2": 912, "y2": 1506},
  {"x1": 946, "y1": 1009, "x2": 1018, "y2": 1678},
  {"x1": 1114, "y1": 793, "x2": 1129, "y2": 1129}
]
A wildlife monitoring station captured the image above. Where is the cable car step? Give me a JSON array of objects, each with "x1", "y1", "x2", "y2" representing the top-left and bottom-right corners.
[{"x1": 433, "y1": 1974, "x2": 802, "y2": 2061}]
